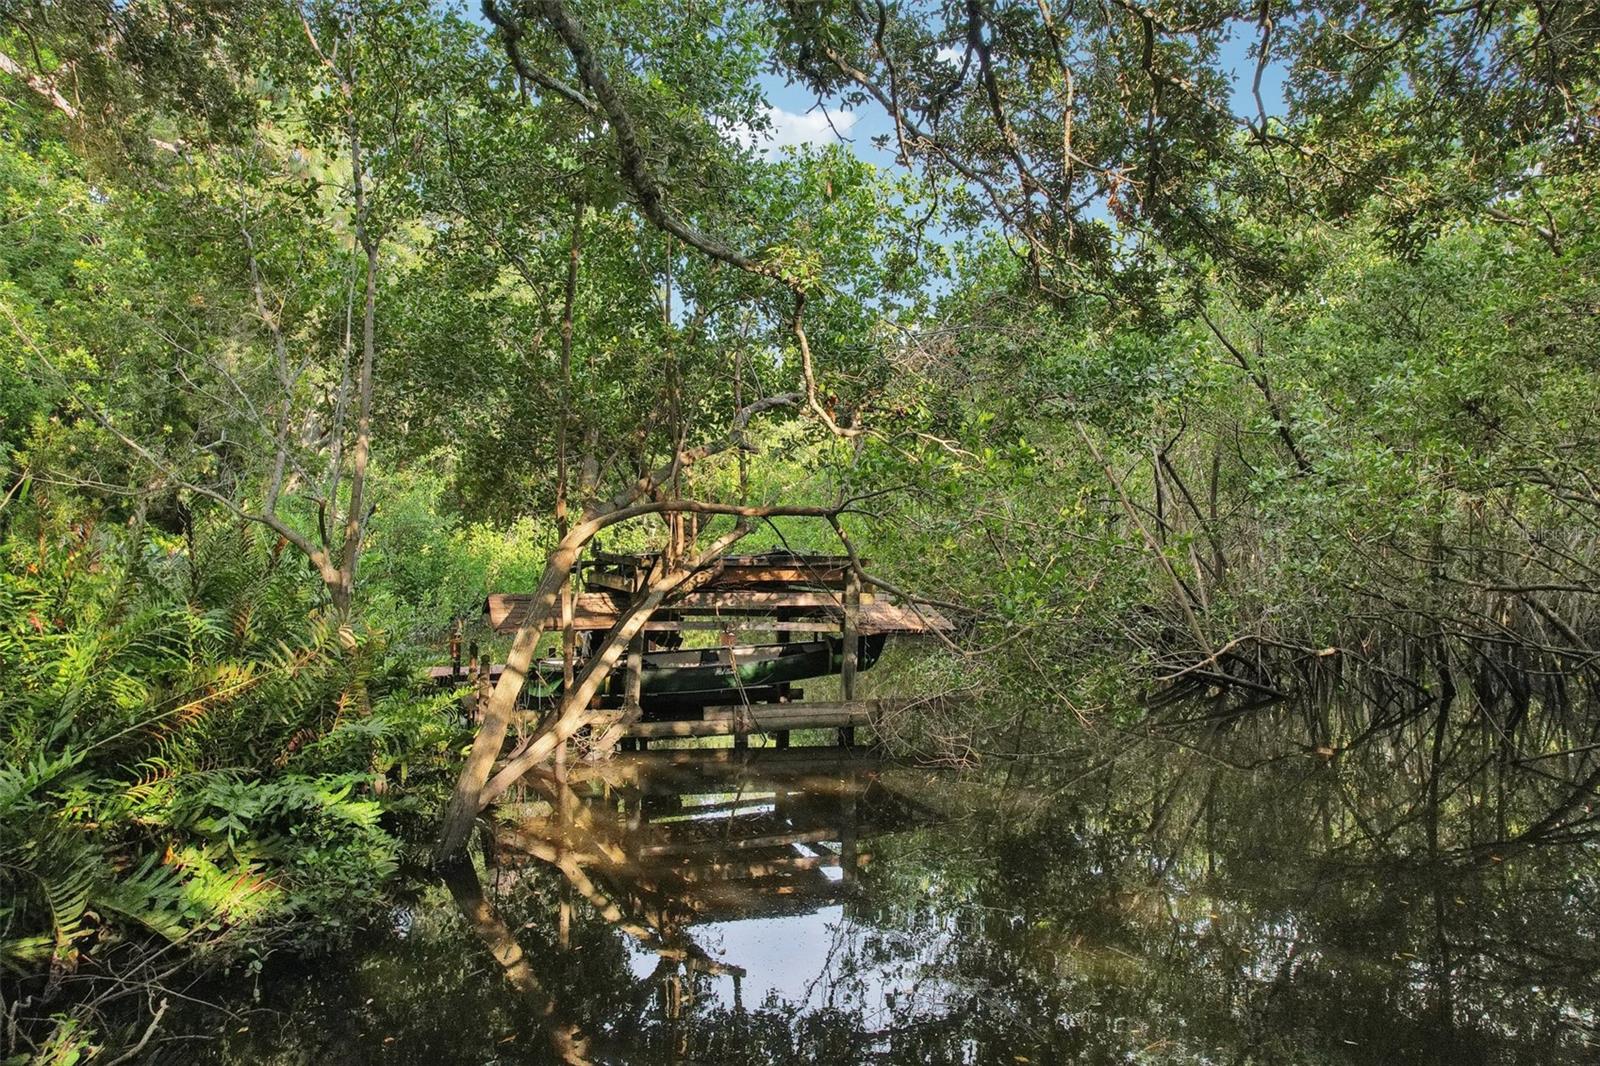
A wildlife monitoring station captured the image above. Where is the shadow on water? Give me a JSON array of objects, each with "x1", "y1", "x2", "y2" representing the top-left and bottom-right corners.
[{"x1": 200, "y1": 701, "x2": 1599, "y2": 1066}]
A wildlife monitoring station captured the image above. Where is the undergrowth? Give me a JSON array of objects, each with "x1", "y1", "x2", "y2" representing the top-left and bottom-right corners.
[{"x1": 0, "y1": 507, "x2": 465, "y2": 1063}]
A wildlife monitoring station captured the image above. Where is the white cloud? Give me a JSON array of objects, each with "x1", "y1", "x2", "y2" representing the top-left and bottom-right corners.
[
  {"x1": 727, "y1": 105, "x2": 859, "y2": 157},
  {"x1": 766, "y1": 105, "x2": 858, "y2": 148},
  {"x1": 935, "y1": 45, "x2": 964, "y2": 66}
]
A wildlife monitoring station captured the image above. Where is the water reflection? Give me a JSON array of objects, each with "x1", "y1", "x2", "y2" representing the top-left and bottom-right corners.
[
  {"x1": 202, "y1": 720, "x2": 1599, "y2": 1065},
  {"x1": 439, "y1": 858, "x2": 595, "y2": 1064},
  {"x1": 468, "y1": 747, "x2": 935, "y2": 1060}
]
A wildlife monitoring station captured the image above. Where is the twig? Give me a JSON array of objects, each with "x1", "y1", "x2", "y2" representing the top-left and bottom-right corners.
[{"x1": 104, "y1": 997, "x2": 168, "y2": 1066}]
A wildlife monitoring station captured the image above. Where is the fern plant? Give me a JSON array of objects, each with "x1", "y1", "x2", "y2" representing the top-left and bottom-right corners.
[{"x1": 0, "y1": 510, "x2": 463, "y2": 1058}]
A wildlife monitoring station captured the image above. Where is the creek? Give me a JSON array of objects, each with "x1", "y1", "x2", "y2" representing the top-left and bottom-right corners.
[{"x1": 195, "y1": 702, "x2": 1599, "y2": 1065}]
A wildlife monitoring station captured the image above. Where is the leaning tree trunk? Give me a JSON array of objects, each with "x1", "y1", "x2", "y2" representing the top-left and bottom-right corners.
[
  {"x1": 434, "y1": 532, "x2": 587, "y2": 858},
  {"x1": 433, "y1": 491, "x2": 837, "y2": 860},
  {"x1": 474, "y1": 535, "x2": 744, "y2": 811}
]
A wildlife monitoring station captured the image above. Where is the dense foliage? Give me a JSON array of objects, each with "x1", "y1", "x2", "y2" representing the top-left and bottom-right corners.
[{"x1": 2, "y1": 0, "x2": 1597, "y2": 1058}]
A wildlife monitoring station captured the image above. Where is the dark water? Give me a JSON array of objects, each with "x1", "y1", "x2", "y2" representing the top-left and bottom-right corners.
[{"x1": 201, "y1": 716, "x2": 1599, "y2": 1065}]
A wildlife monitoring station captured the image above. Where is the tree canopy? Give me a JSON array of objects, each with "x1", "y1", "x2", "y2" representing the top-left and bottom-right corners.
[{"x1": 3, "y1": 0, "x2": 1598, "y2": 1057}]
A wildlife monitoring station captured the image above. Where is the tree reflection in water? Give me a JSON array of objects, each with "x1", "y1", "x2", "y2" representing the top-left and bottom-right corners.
[{"x1": 204, "y1": 701, "x2": 1599, "y2": 1065}]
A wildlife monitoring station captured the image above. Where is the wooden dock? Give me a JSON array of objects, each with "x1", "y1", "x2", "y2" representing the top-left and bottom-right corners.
[
  {"x1": 441, "y1": 550, "x2": 952, "y2": 752},
  {"x1": 495, "y1": 748, "x2": 936, "y2": 932}
]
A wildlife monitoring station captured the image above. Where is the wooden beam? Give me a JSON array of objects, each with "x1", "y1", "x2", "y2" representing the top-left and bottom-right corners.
[
  {"x1": 661, "y1": 620, "x2": 841, "y2": 633},
  {"x1": 619, "y1": 716, "x2": 866, "y2": 740},
  {"x1": 584, "y1": 572, "x2": 638, "y2": 593},
  {"x1": 587, "y1": 553, "x2": 855, "y2": 580},
  {"x1": 671, "y1": 590, "x2": 867, "y2": 611},
  {"x1": 624, "y1": 631, "x2": 643, "y2": 712},
  {"x1": 485, "y1": 592, "x2": 952, "y2": 635},
  {"x1": 700, "y1": 564, "x2": 852, "y2": 585},
  {"x1": 622, "y1": 702, "x2": 875, "y2": 739}
]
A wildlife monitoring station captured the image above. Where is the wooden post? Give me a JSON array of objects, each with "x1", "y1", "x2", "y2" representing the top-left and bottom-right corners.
[
  {"x1": 556, "y1": 579, "x2": 576, "y2": 770},
  {"x1": 474, "y1": 663, "x2": 493, "y2": 728},
  {"x1": 838, "y1": 570, "x2": 859, "y2": 746},
  {"x1": 449, "y1": 618, "x2": 463, "y2": 681},
  {"x1": 625, "y1": 631, "x2": 644, "y2": 712},
  {"x1": 607, "y1": 620, "x2": 646, "y2": 755},
  {"x1": 775, "y1": 614, "x2": 790, "y2": 749},
  {"x1": 466, "y1": 641, "x2": 483, "y2": 728},
  {"x1": 728, "y1": 642, "x2": 749, "y2": 749}
]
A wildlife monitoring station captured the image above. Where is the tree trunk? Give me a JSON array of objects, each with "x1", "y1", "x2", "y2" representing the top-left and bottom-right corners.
[{"x1": 435, "y1": 531, "x2": 586, "y2": 858}]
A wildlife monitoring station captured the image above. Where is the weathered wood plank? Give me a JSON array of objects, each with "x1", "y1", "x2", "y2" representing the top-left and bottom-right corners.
[
  {"x1": 622, "y1": 702, "x2": 875, "y2": 739},
  {"x1": 624, "y1": 631, "x2": 643, "y2": 711},
  {"x1": 662, "y1": 620, "x2": 841, "y2": 633},
  {"x1": 702, "y1": 564, "x2": 853, "y2": 585},
  {"x1": 584, "y1": 572, "x2": 639, "y2": 593},
  {"x1": 484, "y1": 591, "x2": 950, "y2": 634},
  {"x1": 486, "y1": 592, "x2": 625, "y2": 632},
  {"x1": 672, "y1": 590, "x2": 864, "y2": 610}
]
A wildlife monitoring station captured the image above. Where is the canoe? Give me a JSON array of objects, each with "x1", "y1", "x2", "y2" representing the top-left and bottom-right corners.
[
  {"x1": 432, "y1": 635, "x2": 887, "y2": 710},
  {"x1": 635, "y1": 635, "x2": 887, "y2": 699}
]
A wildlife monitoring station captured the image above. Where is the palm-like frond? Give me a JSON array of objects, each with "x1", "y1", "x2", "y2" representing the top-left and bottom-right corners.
[{"x1": 2, "y1": 516, "x2": 445, "y2": 989}]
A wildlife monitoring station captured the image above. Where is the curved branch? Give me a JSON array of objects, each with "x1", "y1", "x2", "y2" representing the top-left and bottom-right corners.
[
  {"x1": 481, "y1": 0, "x2": 598, "y2": 113},
  {"x1": 525, "y1": 0, "x2": 783, "y2": 282}
]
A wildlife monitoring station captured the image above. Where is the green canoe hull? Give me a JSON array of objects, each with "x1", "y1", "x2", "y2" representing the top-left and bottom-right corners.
[
  {"x1": 636, "y1": 635, "x2": 887, "y2": 699},
  {"x1": 517, "y1": 635, "x2": 887, "y2": 710}
]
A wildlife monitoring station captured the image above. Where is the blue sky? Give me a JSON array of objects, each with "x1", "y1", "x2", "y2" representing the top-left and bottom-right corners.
[
  {"x1": 457, "y1": 3, "x2": 1288, "y2": 172},
  {"x1": 726, "y1": 27, "x2": 1288, "y2": 262},
  {"x1": 743, "y1": 26, "x2": 1287, "y2": 166}
]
